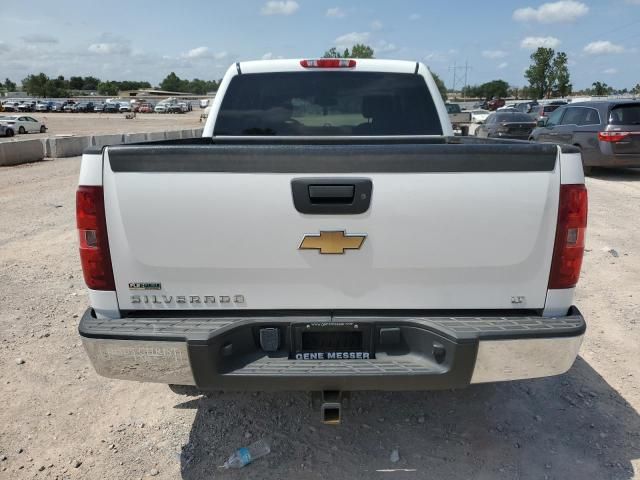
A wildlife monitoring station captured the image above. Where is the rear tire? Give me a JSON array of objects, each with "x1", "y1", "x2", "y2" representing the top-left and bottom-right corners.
[
  {"x1": 40, "y1": 125, "x2": 46, "y2": 133},
  {"x1": 6, "y1": 129, "x2": 14, "y2": 137},
  {"x1": 18, "y1": 126, "x2": 26, "y2": 134}
]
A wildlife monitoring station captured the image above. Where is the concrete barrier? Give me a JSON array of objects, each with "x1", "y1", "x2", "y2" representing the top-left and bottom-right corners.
[
  {"x1": 45, "y1": 135, "x2": 92, "y2": 158},
  {"x1": 124, "y1": 133, "x2": 147, "y2": 144},
  {"x1": 164, "y1": 131, "x2": 181, "y2": 141},
  {"x1": 92, "y1": 134, "x2": 124, "y2": 148},
  {"x1": 179, "y1": 129, "x2": 195, "y2": 139},
  {"x1": 0, "y1": 139, "x2": 45, "y2": 166},
  {"x1": 192, "y1": 127, "x2": 204, "y2": 138},
  {"x1": 146, "y1": 131, "x2": 166, "y2": 142}
]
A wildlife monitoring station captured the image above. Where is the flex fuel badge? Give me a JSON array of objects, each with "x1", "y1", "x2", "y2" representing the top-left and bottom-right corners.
[{"x1": 128, "y1": 282, "x2": 162, "y2": 290}]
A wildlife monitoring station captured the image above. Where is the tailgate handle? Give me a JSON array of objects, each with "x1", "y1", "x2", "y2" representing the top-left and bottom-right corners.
[
  {"x1": 292, "y1": 178, "x2": 372, "y2": 214},
  {"x1": 308, "y1": 185, "x2": 355, "y2": 203}
]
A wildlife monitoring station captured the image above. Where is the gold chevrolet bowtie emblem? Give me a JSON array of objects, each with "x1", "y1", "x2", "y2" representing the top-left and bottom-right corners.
[{"x1": 299, "y1": 231, "x2": 366, "y2": 254}]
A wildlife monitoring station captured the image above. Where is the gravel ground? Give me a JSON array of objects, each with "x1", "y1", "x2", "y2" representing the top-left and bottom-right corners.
[
  {"x1": 0, "y1": 111, "x2": 203, "y2": 142},
  {"x1": 0, "y1": 158, "x2": 639, "y2": 479}
]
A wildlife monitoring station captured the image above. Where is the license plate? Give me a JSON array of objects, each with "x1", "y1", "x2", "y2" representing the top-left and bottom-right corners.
[{"x1": 292, "y1": 323, "x2": 372, "y2": 360}]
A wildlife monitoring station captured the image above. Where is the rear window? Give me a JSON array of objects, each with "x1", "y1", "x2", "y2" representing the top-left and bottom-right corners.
[
  {"x1": 214, "y1": 71, "x2": 442, "y2": 136},
  {"x1": 543, "y1": 105, "x2": 561, "y2": 113},
  {"x1": 495, "y1": 113, "x2": 533, "y2": 122},
  {"x1": 609, "y1": 104, "x2": 640, "y2": 125}
]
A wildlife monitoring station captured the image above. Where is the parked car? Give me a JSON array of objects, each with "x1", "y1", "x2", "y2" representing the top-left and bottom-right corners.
[
  {"x1": 199, "y1": 99, "x2": 209, "y2": 109},
  {"x1": 515, "y1": 101, "x2": 539, "y2": 115},
  {"x1": 474, "y1": 112, "x2": 537, "y2": 140},
  {"x1": 17, "y1": 101, "x2": 36, "y2": 112},
  {"x1": 2, "y1": 102, "x2": 20, "y2": 112},
  {"x1": 119, "y1": 102, "x2": 132, "y2": 113},
  {"x1": 154, "y1": 103, "x2": 170, "y2": 113},
  {"x1": 469, "y1": 109, "x2": 491, "y2": 123},
  {"x1": 94, "y1": 103, "x2": 106, "y2": 112},
  {"x1": 530, "y1": 100, "x2": 640, "y2": 173},
  {"x1": 138, "y1": 103, "x2": 154, "y2": 113},
  {"x1": 73, "y1": 102, "x2": 95, "y2": 112},
  {"x1": 104, "y1": 103, "x2": 120, "y2": 113},
  {"x1": 50, "y1": 102, "x2": 64, "y2": 112},
  {"x1": 533, "y1": 102, "x2": 567, "y2": 122},
  {"x1": 0, "y1": 123, "x2": 15, "y2": 137},
  {"x1": 0, "y1": 115, "x2": 47, "y2": 134},
  {"x1": 445, "y1": 103, "x2": 472, "y2": 135},
  {"x1": 497, "y1": 103, "x2": 518, "y2": 111},
  {"x1": 35, "y1": 102, "x2": 52, "y2": 112},
  {"x1": 63, "y1": 102, "x2": 77, "y2": 113},
  {"x1": 486, "y1": 98, "x2": 506, "y2": 111}
]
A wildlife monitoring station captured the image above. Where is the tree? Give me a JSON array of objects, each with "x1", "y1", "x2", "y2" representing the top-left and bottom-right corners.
[
  {"x1": 591, "y1": 81, "x2": 611, "y2": 96},
  {"x1": 350, "y1": 44, "x2": 374, "y2": 58},
  {"x1": 524, "y1": 48, "x2": 572, "y2": 99},
  {"x1": 82, "y1": 76, "x2": 100, "y2": 91},
  {"x1": 160, "y1": 72, "x2": 189, "y2": 92},
  {"x1": 97, "y1": 81, "x2": 119, "y2": 96},
  {"x1": 323, "y1": 47, "x2": 341, "y2": 58},
  {"x1": 632, "y1": 83, "x2": 640, "y2": 95},
  {"x1": 69, "y1": 76, "x2": 85, "y2": 90},
  {"x1": 462, "y1": 80, "x2": 509, "y2": 100},
  {"x1": 552, "y1": 52, "x2": 571, "y2": 97},
  {"x1": 4, "y1": 78, "x2": 17, "y2": 91},
  {"x1": 322, "y1": 44, "x2": 375, "y2": 59},
  {"x1": 430, "y1": 70, "x2": 448, "y2": 101},
  {"x1": 525, "y1": 48, "x2": 556, "y2": 99}
]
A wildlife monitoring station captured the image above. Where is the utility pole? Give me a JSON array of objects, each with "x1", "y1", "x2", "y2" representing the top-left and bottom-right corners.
[{"x1": 448, "y1": 61, "x2": 472, "y2": 101}]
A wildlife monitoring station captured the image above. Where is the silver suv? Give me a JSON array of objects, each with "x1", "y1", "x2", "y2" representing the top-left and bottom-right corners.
[{"x1": 530, "y1": 100, "x2": 640, "y2": 174}]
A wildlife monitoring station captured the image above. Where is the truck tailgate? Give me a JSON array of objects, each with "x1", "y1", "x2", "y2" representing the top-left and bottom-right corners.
[{"x1": 102, "y1": 142, "x2": 560, "y2": 311}]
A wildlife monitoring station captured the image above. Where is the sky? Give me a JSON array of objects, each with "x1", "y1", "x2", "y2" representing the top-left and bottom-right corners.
[{"x1": 1, "y1": 0, "x2": 640, "y2": 90}]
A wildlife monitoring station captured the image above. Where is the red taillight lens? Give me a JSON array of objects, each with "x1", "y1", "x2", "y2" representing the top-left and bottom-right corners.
[
  {"x1": 598, "y1": 131, "x2": 630, "y2": 143},
  {"x1": 76, "y1": 186, "x2": 115, "y2": 290},
  {"x1": 300, "y1": 59, "x2": 356, "y2": 68},
  {"x1": 549, "y1": 184, "x2": 588, "y2": 289}
]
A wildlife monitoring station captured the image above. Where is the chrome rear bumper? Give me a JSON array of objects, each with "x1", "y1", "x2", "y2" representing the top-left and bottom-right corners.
[{"x1": 79, "y1": 308, "x2": 585, "y2": 390}]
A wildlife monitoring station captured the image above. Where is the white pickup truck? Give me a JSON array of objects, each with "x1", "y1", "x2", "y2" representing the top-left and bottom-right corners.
[{"x1": 77, "y1": 59, "x2": 587, "y2": 402}]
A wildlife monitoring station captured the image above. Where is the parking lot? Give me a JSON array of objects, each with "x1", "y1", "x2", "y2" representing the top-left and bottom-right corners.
[
  {"x1": 0, "y1": 111, "x2": 203, "y2": 143},
  {"x1": 1, "y1": 150, "x2": 639, "y2": 478}
]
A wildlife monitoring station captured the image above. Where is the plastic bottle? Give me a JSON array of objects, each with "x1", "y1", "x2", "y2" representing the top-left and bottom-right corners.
[{"x1": 221, "y1": 439, "x2": 271, "y2": 469}]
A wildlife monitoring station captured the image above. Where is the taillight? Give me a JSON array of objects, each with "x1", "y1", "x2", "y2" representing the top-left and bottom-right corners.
[
  {"x1": 598, "y1": 131, "x2": 631, "y2": 143},
  {"x1": 549, "y1": 184, "x2": 588, "y2": 289},
  {"x1": 300, "y1": 59, "x2": 356, "y2": 68},
  {"x1": 76, "y1": 186, "x2": 115, "y2": 290}
]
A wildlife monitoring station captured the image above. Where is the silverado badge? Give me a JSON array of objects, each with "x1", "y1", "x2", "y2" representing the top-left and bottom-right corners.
[{"x1": 299, "y1": 231, "x2": 366, "y2": 255}]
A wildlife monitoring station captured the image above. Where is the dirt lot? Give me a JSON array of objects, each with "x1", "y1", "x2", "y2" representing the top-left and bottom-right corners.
[
  {"x1": 0, "y1": 158, "x2": 639, "y2": 479},
  {"x1": 0, "y1": 111, "x2": 203, "y2": 142}
]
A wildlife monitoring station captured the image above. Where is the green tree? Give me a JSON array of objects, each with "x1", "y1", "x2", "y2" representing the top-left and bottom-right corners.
[
  {"x1": 525, "y1": 48, "x2": 572, "y2": 99},
  {"x1": 97, "y1": 81, "x2": 119, "y2": 96},
  {"x1": 462, "y1": 80, "x2": 509, "y2": 100},
  {"x1": 4, "y1": 78, "x2": 17, "y2": 91},
  {"x1": 160, "y1": 72, "x2": 189, "y2": 92},
  {"x1": 631, "y1": 83, "x2": 640, "y2": 95},
  {"x1": 22, "y1": 73, "x2": 50, "y2": 97},
  {"x1": 323, "y1": 47, "x2": 341, "y2": 58},
  {"x1": 69, "y1": 76, "x2": 85, "y2": 90},
  {"x1": 350, "y1": 44, "x2": 374, "y2": 58},
  {"x1": 82, "y1": 76, "x2": 100, "y2": 91},
  {"x1": 430, "y1": 70, "x2": 448, "y2": 101},
  {"x1": 525, "y1": 48, "x2": 556, "y2": 99},
  {"x1": 552, "y1": 52, "x2": 571, "y2": 97},
  {"x1": 323, "y1": 44, "x2": 375, "y2": 59},
  {"x1": 591, "y1": 81, "x2": 611, "y2": 96}
]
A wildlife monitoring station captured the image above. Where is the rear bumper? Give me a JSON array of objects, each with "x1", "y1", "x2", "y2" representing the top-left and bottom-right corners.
[
  {"x1": 588, "y1": 152, "x2": 640, "y2": 168},
  {"x1": 79, "y1": 307, "x2": 585, "y2": 391}
]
